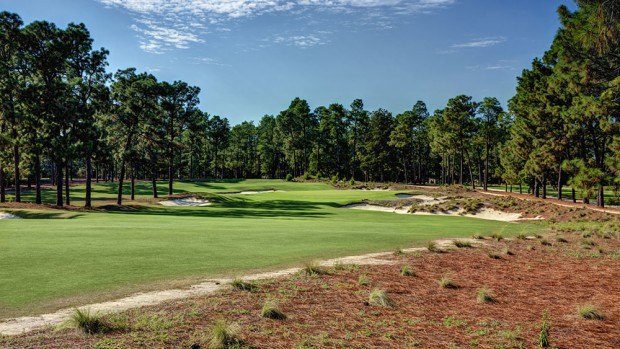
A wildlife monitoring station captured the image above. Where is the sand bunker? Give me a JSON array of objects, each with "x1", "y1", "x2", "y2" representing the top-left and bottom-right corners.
[
  {"x1": 0, "y1": 212, "x2": 21, "y2": 220},
  {"x1": 343, "y1": 203, "x2": 525, "y2": 222},
  {"x1": 396, "y1": 194, "x2": 447, "y2": 206},
  {"x1": 158, "y1": 197, "x2": 211, "y2": 207}
]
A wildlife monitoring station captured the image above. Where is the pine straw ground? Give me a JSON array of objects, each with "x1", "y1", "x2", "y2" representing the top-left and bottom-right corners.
[{"x1": 2, "y1": 233, "x2": 620, "y2": 349}]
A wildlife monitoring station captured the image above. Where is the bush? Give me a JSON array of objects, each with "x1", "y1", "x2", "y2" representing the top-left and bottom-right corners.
[
  {"x1": 207, "y1": 319, "x2": 243, "y2": 349},
  {"x1": 369, "y1": 288, "x2": 394, "y2": 307},
  {"x1": 400, "y1": 265, "x2": 415, "y2": 277},
  {"x1": 476, "y1": 288, "x2": 495, "y2": 303},
  {"x1": 577, "y1": 304, "x2": 604, "y2": 320},
  {"x1": 453, "y1": 240, "x2": 472, "y2": 248},
  {"x1": 439, "y1": 275, "x2": 458, "y2": 289},
  {"x1": 358, "y1": 274, "x2": 370, "y2": 286},
  {"x1": 285, "y1": 174, "x2": 293, "y2": 182},
  {"x1": 261, "y1": 300, "x2": 286, "y2": 320},
  {"x1": 230, "y1": 278, "x2": 256, "y2": 292},
  {"x1": 302, "y1": 261, "x2": 327, "y2": 276},
  {"x1": 427, "y1": 241, "x2": 441, "y2": 253},
  {"x1": 331, "y1": 175, "x2": 338, "y2": 184},
  {"x1": 68, "y1": 308, "x2": 110, "y2": 335}
]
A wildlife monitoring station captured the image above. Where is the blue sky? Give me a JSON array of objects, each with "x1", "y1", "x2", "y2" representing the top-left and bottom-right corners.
[{"x1": 5, "y1": 0, "x2": 576, "y2": 124}]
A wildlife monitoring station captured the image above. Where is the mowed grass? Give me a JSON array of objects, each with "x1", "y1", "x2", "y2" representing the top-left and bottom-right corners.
[{"x1": 0, "y1": 180, "x2": 542, "y2": 317}]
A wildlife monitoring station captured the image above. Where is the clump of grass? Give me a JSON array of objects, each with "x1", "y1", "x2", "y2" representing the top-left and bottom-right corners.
[
  {"x1": 576, "y1": 304, "x2": 604, "y2": 320},
  {"x1": 581, "y1": 239, "x2": 596, "y2": 247},
  {"x1": 453, "y1": 240, "x2": 473, "y2": 248},
  {"x1": 332, "y1": 261, "x2": 358, "y2": 272},
  {"x1": 207, "y1": 319, "x2": 243, "y2": 349},
  {"x1": 476, "y1": 288, "x2": 495, "y2": 304},
  {"x1": 369, "y1": 288, "x2": 394, "y2": 307},
  {"x1": 261, "y1": 300, "x2": 286, "y2": 320},
  {"x1": 400, "y1": 265, "x2": 416, "y2": 277},
  {"x1": 540, "y1": 239, "x2": 552, "y2": 246},
  {"x1": 439, "y1": 275, "x2": 458, "y2": 289},
  {"x1": 538, "y1": 311, "x2": 551, "y2": 348},
  {"x1": 358, "y1": 274, "x2": 370, "y2": 286},
  {"x1": 427, "y1": 241, "x2": 441, "y2": 253},
  {"x1": 490, "y1": 232, "x2": 504, "y2": 241},
  {"x1": 556, "y1": 237, "x2": 568, "y2": 243},
  {"x1": 230, "y1": 278, "x2": 256, "y2": 292},
  {"x1": 472, "y1": 233, "x2": 484, "y2": 240},
  {"x1": 501, "y1": 247, "x2": 514, "y2": 256},
  {"x1": 393, "y1": 248, "x2": 405, "y2": 256},
  {"x1": 487, "y1": 252, "x2": 502, "y2": 259},
  {"x1": 302, "y1": 261, "x2": 327, "y2": 276},
  {"x1": 516, "y1": 232, "x2": 527, "y2": 240},
  {"x1": 526, "y1": 245, "x2": 536, "y2": 251},
  {"x1": 68, "y1": 309, "x2": 110, "y2": 335}
]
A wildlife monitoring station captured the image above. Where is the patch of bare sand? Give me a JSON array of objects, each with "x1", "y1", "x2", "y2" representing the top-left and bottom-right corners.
[
  {"x1": 0, "y1": 212, "x2": 21, "y2": 220},
  {"x1": 343, "y1": 203, "x2": 529, "y2": 222},
  {"x1": 158, "y1": 197, "x2": 211, "y2": 207}
]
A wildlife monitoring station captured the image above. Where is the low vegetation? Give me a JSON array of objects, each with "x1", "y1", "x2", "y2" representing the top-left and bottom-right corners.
[{"x1": 368, "y1": 289, "x2": 394, "y2": 307}]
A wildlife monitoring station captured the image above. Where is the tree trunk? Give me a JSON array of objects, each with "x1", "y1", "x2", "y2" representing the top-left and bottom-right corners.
[
  {"x1": 168, "y1": 153, "x2": 174, "y2": 196},
  {"x1": 541, "y1": 175, "x2": 547, "y2": 199},
  {"x1": 35, "y1": 154, "x2": 41, "y2": 204},
  {"x1": 117, "y1": 161, "x2": 125, "y2": 205},
  {"x1": 13, "y1": 139, "x2": 20, "y2": 202},
  {"x1": 131, "y1": 164, "x2": 135, "y2": 201},
  {"x1": 484, "y1": 139, "x2": 489, "y2": 191},
  {"x1": 56, "y1": 161, "x2": 63, "y2": 207},
  {"x1": 572, "y1": 188, "x2": 576, "y2": 203},
  {"x1": 598, "y1": 187, "x2": 604, "y2": 207},
  {"x1": 85, "y1": 157, "x2": 92, "y2": 208},
  {"x1": 65, "y1": 163, "x2": 70, "y2": 206},
  {"x1": 534, "y1": 178, "x2": 539, "y2": 198},
  {"x1": 465, "y1": 149, "x2": 475, "y2": 189},
  {"x1": 0, "y1": 162, "x2": 5, "y2": 203},
  {"x1": 557, "y1": 163, "x2": 563, "y2": 201},
  {"x1": 519, "y1": 183, "x2": 522, "y2": 194},
  {"x1": 459, "y1": 151, "x2": 464, "y2": 185},
  {"x1": 152, "y1": 173, "x2": 158, "y2": 198}
]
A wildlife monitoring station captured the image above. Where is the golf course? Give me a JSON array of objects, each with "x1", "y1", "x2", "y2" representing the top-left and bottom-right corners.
[{"x1": 0, "y1": 180, "x2": 541, "y2": 318}]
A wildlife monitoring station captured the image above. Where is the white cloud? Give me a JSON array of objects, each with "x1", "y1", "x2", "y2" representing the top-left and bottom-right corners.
[
  {"x1": 98, "y1": 0, "x2": 455, "y2": 52},
  {"x1": 452, "y1": 37, "x2": 506, "y2": 49},
  {"x1": 273, "y1": 34, "x2": 325, "y2": 47}
]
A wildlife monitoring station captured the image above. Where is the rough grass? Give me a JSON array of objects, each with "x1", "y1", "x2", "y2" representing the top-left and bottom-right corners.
[
  {"x1": 67, "y1": 309, "x2": 110, "y2": 335},
  {"x1": 577, "y1": 304, "x2": 604, "y2": 320},
  {"x1": 476, "y1": 288, "x2": 495, "y2": 304},
  {"x1": 230, "y1": 278, "x2": 256, "y2": 292},
  {"x1": 261, "y1": 300, "x2": 286, "y2": 320},
  {"x1": 206, "y1": 319, "x2": 244, "y2": 349},
  {"x1": 368, "y1": 289, "x2": 394, "y2": 307},
  {"x1": 439, "y1": 275, "x2": 458, "y2": 289}
]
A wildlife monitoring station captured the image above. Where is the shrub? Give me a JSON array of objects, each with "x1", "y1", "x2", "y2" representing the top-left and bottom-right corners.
[
  {"x1": 230, "y1": 278, "x2": 256, "y2": 292},
  {"x1": 453, "y1": 240, "x2": 472, "y2": 248},
  {"x1": 331, "y1": 175, "x2": 338, "y2": 184},
  {"x1": 207, "y1": 319, "x2": 243, "y2": 349},
  {"x1": 427, "y1": 241, "x2": 441, "y2": 253},
  {"x1": 516, "y1": 232, "x2": 527, "y2": 240},
  {"x1": 472, "y1": 233, "x2": 484, "y2": 240},
  {"x1": 350, "y1": 178, "x2": 355, "y2": 186},
  {"x1": 285, "y1": 173, "x2": 293, "y2": 182},
  {"x1": 439, "y1": 275, "x2": 458, "y2": 289},
  {"x1": 577, "y1": 304, "x2": 604, "y2": 320},
  {"x1": 490, "y1": 232, "x2": 504, "y2": 241},
  {"x1": 369, "y1": 289, "x2": 394, "y2": 307},
  {"x1": 476, "y1": 288, "x2": 495, "y2": 303},
  {"x1": 358, "y1": 274, "x2": 370, "y2": 286},
  {"x1": 68, "y1": 308, "x2": 110, "y2": 335},
  {"x1": 261, "y1": 300, "x2": 286, "y2": 320},
  {"x1": 400, "y1": 265, "x2": 415, "y2": 277},
  {"x1": 538, "y1": 311, "x2": 551, "y2": 348},
  {"x1": 302, "y1": 261, "x2": 327, "y2": 276}
]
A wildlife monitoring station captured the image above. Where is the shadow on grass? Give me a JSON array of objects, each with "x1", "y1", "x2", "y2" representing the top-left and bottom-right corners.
[{"x1": 7, "y1": 210, "x2": 84, "y2": 219}]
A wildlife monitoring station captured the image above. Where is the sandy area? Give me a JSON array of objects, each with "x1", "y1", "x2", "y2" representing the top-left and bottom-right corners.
[
  {"x1": 343, "y1": 203, "x2": 526, "y2": 222},
  {"x1": 0, "y1": 212, "x2": 21, "y2": 220},
  {"x1": 0, "y1": 244, "x2": 441, "y2": 336},
  {"x1": 158, "y1": 197, "x2": 211, "y2": 207}
]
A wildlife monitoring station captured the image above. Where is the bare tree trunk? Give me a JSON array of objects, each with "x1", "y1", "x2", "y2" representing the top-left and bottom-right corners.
[
  {"x1": 56, "y1": 161, "x2": 63, "y2": 207},
  {"x1": 465, "y1": 149, "x2": 475, "y2": 189},
  {"x1": 13, "y1": 138, "x2": 20, "y2": 202},
  {"x1": 65, "y1": 163, "x2": 70, "y2": 206},
  {"x1": 0, "y1": 162, "x2": 5, "y2": 203},
  {"x1": 85, "y1": 157, "x2": 92, "y2": 208},
  {"x1": 598, "y1": 187, "x2": 604, "y2": 207},
  {"x1": 131, "y1": 163, "x2": 136, "y2": 201},
  {"x1": 542, "y1": 175, "x2": 547, "y2": 199},
  {"x1": 572, "y1": 188, "x2": 576, "y2": 203},
  {"x1": 35, "y1": 154, "x2": 41, "y2": 204},
  {"x1": 557, "y1": 161, "x2": 563, "y2": 201},
  {"x1": 484, "y1": 140, "x2": 489, "y2": 191},
  {"x1": 117, "y1": 160, "x2": 125, "y2": 205}
]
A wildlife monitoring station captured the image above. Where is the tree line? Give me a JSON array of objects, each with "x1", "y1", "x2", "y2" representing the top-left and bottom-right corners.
[{"x1": 1, "y1": 1, "x2": 618, "y2": 207}]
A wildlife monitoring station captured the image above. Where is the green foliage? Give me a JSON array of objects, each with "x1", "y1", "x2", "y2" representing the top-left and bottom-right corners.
[
  {"x1": 476, "y1": 288, "x2": 495, "y2": 303},
  {"x1": 68, "y1": 309, "x2": 110, "y2": 335},
  {"x1": 261, "y1": 300, "x2": 286, "y2": 320},
  {"x1": 577, "y1": 304, "x2": 604, "y2": 320},
  {"x1": 439, "y1": 275, "x2": 457, "y2": 289},
  {"x1": 207, "y1": 319, "x2": 243, "y2": 349},
  {"x1": 230, "y1": 278, "x2": 256, "y2": 292},
  {"x1": 302, "y1": 261, "x2": 327, "y2": 276},
  {"x1": 369, "y1": 289, "x2": 394, "y2": 307},
  {"x1": 358, "y1": 274, "x2": 370, "y2": 286},
  {"x1": 400, "y1": 265, "x2": 415, "y2": 277},
  {"x1": 538, "y1": 311, "x2": 551, "y2": 348},
  {"x1": 286, "y1": 174, "x2": 294, "y2": 182}
]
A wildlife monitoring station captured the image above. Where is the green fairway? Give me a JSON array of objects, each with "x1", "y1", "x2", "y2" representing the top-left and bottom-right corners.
[{"x1": 0, "y1": 180, "x2": 543, "y2": 317}]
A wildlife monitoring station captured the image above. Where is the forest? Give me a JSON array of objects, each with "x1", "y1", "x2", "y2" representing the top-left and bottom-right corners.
[{"x1": 0, "y1": 0, "x2": 618, "y2": 207}]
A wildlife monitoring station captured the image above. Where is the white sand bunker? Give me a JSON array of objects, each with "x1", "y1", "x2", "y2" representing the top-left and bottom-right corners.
[
  {"x1": 343, "y1": 203, "x2": 525, "y2": 222},
  {"x1": 158, "y1": 197, "x2": 211, "y2": 207},
  {"x1": 0, "y1": 212, "x2": 21, "y2": 220},
  {"x1": 396, "y1": 194, "x2": 447, "y2": 206}
]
